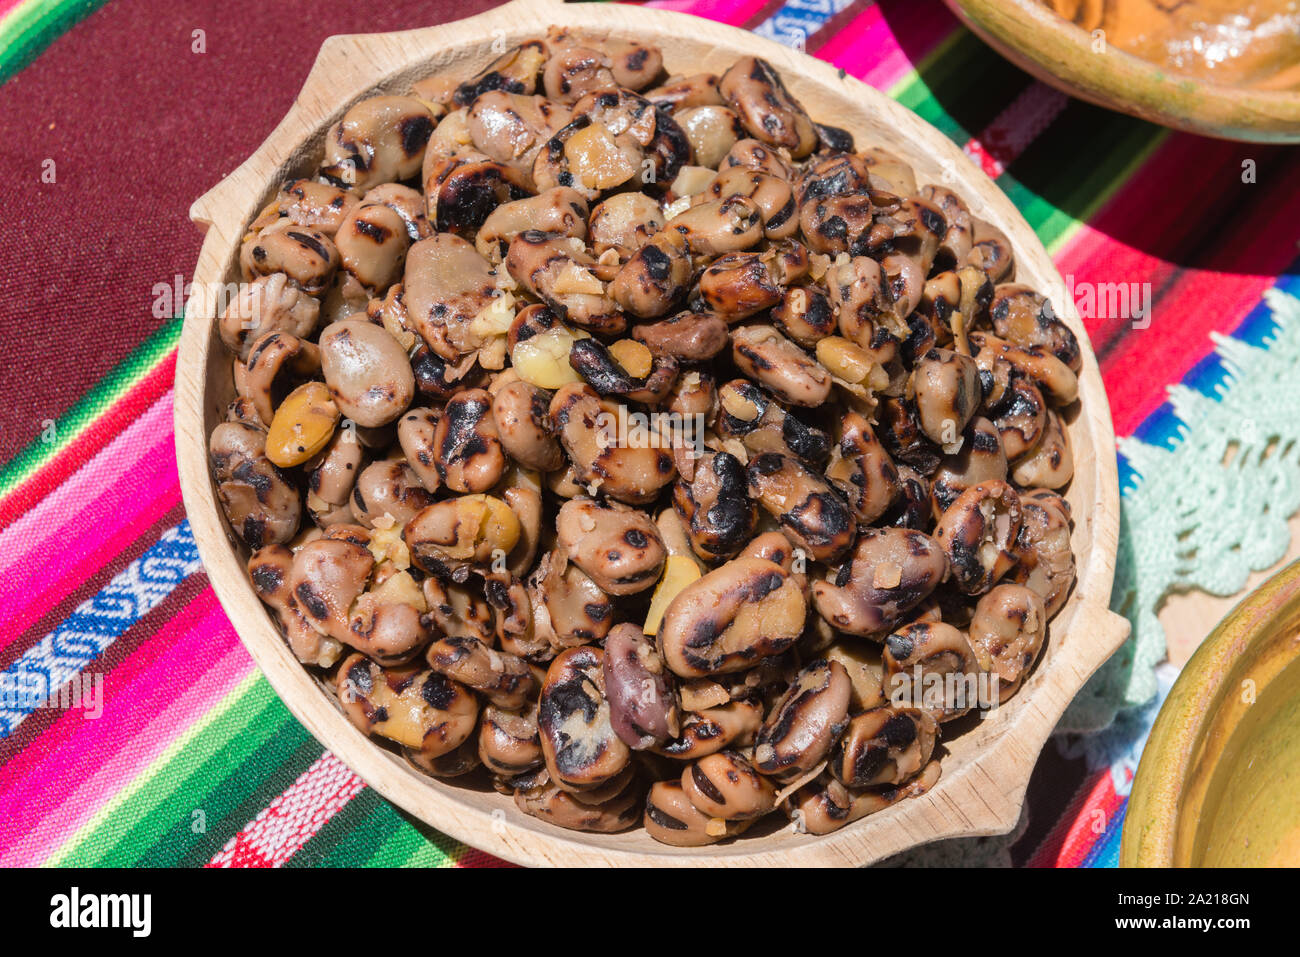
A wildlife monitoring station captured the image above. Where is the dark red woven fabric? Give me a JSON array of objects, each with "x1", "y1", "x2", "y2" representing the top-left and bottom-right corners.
[{"x1": 0, "y1": 0, "x2": 502, "y2": 463}]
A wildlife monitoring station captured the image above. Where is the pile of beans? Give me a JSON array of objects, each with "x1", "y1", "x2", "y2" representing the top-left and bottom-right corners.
[{"x1": 211, "y1": 28, "x2": 1080, "y2": 845}]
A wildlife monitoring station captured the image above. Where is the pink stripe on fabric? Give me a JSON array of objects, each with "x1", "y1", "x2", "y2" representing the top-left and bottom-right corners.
[
  {"x1": 0, "y1": 394, "x2": 176, "y2": 651},
  {"x1": 816, "y1": 3, "x2": 955, "y2": 90},
  {"x1": 0, "y1": 592, "x2": 248, "y2": 866},
  {"x1": 0, "y1": 0, "x2": 28, "y2": 22},
  {"x1": 643, "y1": 0, "x2": 771, "y2": 21},
  {"x1": 207, "y1": 752, "x2": 365, "y2": 868}
]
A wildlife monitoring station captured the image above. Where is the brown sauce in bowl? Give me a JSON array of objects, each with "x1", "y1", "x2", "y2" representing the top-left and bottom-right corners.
[{"x1": 1040, "y1": 0, "x2": 1300, "y2": 89}]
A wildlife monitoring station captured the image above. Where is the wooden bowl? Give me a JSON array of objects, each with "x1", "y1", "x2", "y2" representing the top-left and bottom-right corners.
[
  {"x1": 175, "y1": 0, "x2": 1129, "y2": 866},
  {"x1": 943, "y1": 0, "x2": 1300, "y2": 142},
  {"x1": 1123, "y1": 559, "x2": 1300, "y2": 866}
]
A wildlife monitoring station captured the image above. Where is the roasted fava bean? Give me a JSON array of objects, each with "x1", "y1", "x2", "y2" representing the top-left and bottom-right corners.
[
  {"x1": 683, "y1": 750, "x2": 776, "y2": 821},
  {"x1": 337, "y1": 654, "x2": 478, "y2": 758},
  {"x1": 506, "y1": 231, "x2": 624, "y2": 335},
  {"x1": 732, "y1": 324, "x2": 830, "y2": 407},
  {"x1": 967, "y1": 583, "x2": 1046, "y2": 697},
  {"x1": 646, "y1": 73, "x2": 724, "y2": 112},
  {"x1": 676, "y1": 105, "x2": 744, "y2": 168},
  {"x1": 933, "y1": 479, "x2": 1022, "y2": 595},
  {"x1": 929, "y1": 415, "x2": 1008, "y2": 515},
  {"x1": 425, "y1": 151, "x2": 532, "y2": 236},
  {"x1": 475, "y1": 186, "x2": 589, "y2": 262},
  {"x1": 334, "y1": 201, "x2": 410, "y2": 290},
  {"x1": 882, "y1": 621, "x2": 984, "y2": 722},
  {"x1": 700, "y1": 241, "x2": 809, "y2": 322},
  {"x1": 664, "y1": 195, "x2": 764, "y2": 257},
  {"x1": 811, "y1": 527, "x2": 948, "y2": 637},
  {"x1": 610, "y1": 229, "x2": 694, "y2": 319},
  {"x1": 209, "y1": 422, "x2": 301, "y2": 549},
  {"x1": 549, "y1": 383, "x2": 677, "y2": 505},
  {"x1": 556, "y1": 497, "x2": 666, "y2": 595},
  {"x1": 908, "y1": 347, "x2": 981, "y2": 449},
  {"x1": 248, "y1": 545, "x2": 344, "y2": 667},
  {"x1": 708, "y1": 166, "x2": 798, "y2": 240},
  {"x1": 719, "y1": 56, "x2": 817, "y2": 158},
  {"x1": 644, "y1": 779, "x2": 748, "y2": 845},
  {"x1": 969, "y1": 330, "x2": 1078, "y2": 405},
  {"x1": 968, "y1": 217, "x2": 1016, "y2": 282},
  {"x1": 826, "y1": 411, "x2": 899, "y2": 525},
  {"x1": 631, "y1": 310, "x2": 730, "y2": 361},
  {"x1": 829, "y1": 706, "x2": 938, "y2": 788},
  {"x1": 535, "y1": 548, "x2": 614, "y2": 647},
  {"x1": 655, "y1": 697, "x2": 764, "y2": 759},
  {"x1": 434, "y1": 388, "x2": 507, "y2": 493},
  {"x1": 241, "y1": 222, "x2": 340, "y2": 295},
  {"x1": 1011, "y1": 408, "x2": 1073, "y2": 490},
  {"x1": 588, "y1": 192, "x2": 665, "y2": 260},
  {"x1": 403, "y1": 233, "x2": 499, "y2": 361},
  {"x1": 350, "y1": 458, "x2": 435, "y2": 528},
  {"x1": 826, "y1": 640, "x2": 887, "y2": 711},
  {"x1": 405, "y1": 494, "x2": 521, "y2": 579},
  {"x1": 491, "y1": 378, "x2": 564, "y2": 471},
  {"x1": 396, "y1": 407, "x2": 441, "y2": 492},
  {"x1": 567, "y1": 337, "x2": 679, "y2": 405},
  {"x1": 425, "y1": 634, "x2": 537, "y2": 709},
  {"x1": 320, "y1": 96, "x2": 436, "y2": 191},
  {"x1": 753, "y1": 659, "x2": 851, "y2": 780},
  {"x1": 673, "y1": 451, "x2": 758, "y2": 564},
  {"x1": 785, "y1": 761, "x2": 941, "y2": 834},
  {"x1": 453, "y1": 39, "x2": 548, "y2": 106},
  {"x1": 241, "y1": 331, "x2": 322, "y2": 427},
  {"x1": 1008, "y1": 489, "x2": 1074, "y2": 617},
  {"x1": 538, "y1": 645, "x2": 631, "y2": 791},
  {"x1": 746, "y1": 452, "x2": 855, "y2": 563},
  {"x1": 273, "y1": 178, "x2": 359, "y2": 235},
  {"x1": 318, "y1": 319, "x2": 414, "y2": 428},
  {"x1": 466, "y1": 91, "x2": 572, "y2": 172},
  {"x1": 219, "y1": 273, "x2": 320, "y2": 360},
  {"x1": 772, "y1": 284, "x2": 836, "y2": 348},
  {"x1": 657, "y1": 556, "x2": 805, "y2": 677},
  {"x1": 989, "y1": 284, "x2": 1081, "y2": 372},
  {"x1": 516, "y1": 772, "x2": 643, "y2": 833},
  {"x1": 603, "y1": 623, "x2": 679, "y2": 750},
  {"x1": 478, "y1": 704, "x2": 543, "y2": 776}
]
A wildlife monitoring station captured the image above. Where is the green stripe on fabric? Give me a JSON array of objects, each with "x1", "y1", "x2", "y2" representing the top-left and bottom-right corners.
[
  {"x1": 49, "y1": 676, "x2": 287, "y2": 867},
  {"x1": 285, "y1": 787, "x2": 459, "y2": 868},
  {"x1": 0, "y1": 0, "x2": 111, "y2": 85},
  {"x1": 363, "y1": 807, "x2": 467, "y2": 867},
  {"x1": 0, "y1": 315, "x2": 179, "y2": 497},
  {"x1": 892, "y1": 32, "x2": 1027, "y2": 144}
]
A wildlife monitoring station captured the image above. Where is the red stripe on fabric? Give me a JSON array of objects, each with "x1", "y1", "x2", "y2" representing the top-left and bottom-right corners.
[
  {"x1": 457, "y1": 848, "x2": 517, "y2": 868},
  {"x1": 0, "y1": 350, "x2": 175, "y2": 531},
  {"x1": 1026, "y1": 771, "x2": 1119, "y2": 868}
]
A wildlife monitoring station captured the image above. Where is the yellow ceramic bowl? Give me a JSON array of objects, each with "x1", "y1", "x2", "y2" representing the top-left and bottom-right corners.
[
  {"x1": 1123, "y1": 558, "x2": 1300, "y2": 866},
  {"x1": 943, "y1": 0, "x2": 1300, "y2": 142}
]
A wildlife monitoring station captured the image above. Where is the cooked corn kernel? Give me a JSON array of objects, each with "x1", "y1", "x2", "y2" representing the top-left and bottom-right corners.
[{"x1": 265, "y1": 381, "x2": 339, "y2": 467}]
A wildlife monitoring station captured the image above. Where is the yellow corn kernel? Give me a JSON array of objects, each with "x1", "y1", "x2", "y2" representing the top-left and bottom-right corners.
[
  {"x1": 608, "y1": 339, "x2": 653, "y2": 379},
  {"x1": 510, "y1": 326, "x2": 589, "y2": 389},
  {"x1": 265, "y1": 381, "x2": 339, "y2": 467},
  {"x1": 643, "y1": 555, "x2": 703, "y2": 637}
]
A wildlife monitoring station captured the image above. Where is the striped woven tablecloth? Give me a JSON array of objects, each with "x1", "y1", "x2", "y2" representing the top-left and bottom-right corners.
[{"x1": 2, "y1": 0, "x2": 1297, "y2": 868}]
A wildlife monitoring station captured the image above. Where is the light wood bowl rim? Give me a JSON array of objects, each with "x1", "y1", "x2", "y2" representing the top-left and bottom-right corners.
[
  {"x1": 175, "y1": 0, "x2": 1129, "y2": 867},
  {"x1": 943, "y1": 0, "x2": 1300, "y2": 143}
]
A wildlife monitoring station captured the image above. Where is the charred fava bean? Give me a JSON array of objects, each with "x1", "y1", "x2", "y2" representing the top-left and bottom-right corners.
[
  {"x1": 933, "y1": 480, "x2": 1022, "y2": 595},
  {"x1": 882, "y1": 621, "x2": 984, "y2": 722},
  {"x1": 657, "y1": 557, "x2": 805, "y2": 677},
  {"x1": 538, "y1": 646, "x2": 631, "y2": 791},
  {"x1": 434, "y1": 388, "x2": 506, "y2": 493},
  {"x1": 491, "y1": 378, "x2": 564, "y2": 471},
  {"x1": 719, "y1": 56, "x2": 817, "y2": 158},
  {"x1": 673, "y1": 451, "x2": 758, "y2": 564},
  {"x1": 683, "y1": 750, "x2": 776, "y2": 821},
  {"x1": 1008, "y1": 489, "x2": 1074, "y2": 618},
  {"x1": 337, "y1": 654, "x2": 478, "y2": 758},
  {"x1": 321, "y1": 96, "x2": 435, "y2": 191},
  {"x1": 826, "y1": 412, "x2": 899, "y2": 525},
  {"x1": 967, "y1": 583, "x2": 1046, "y2": 697},
  {"x1": 732, "y1": 324, "x2": 829, "y2": 407},
  {"x1": 644, "y1": 779, "x2": 749, "y2": 846},
  {"x1": 989, "y1": 284, "x2": 1081, "y2": 372},
  {"x1": 746, "y1": 453, "x2": 855, "y2": 563},
  {"x1": 631, "y1": 310, "x2": 730, "y2": 361},
  {"x1": 811, "y1": 527, "x2": 948, "y2": 637},
  {"x1": 655, "y1": 698, "x2": 764, "y2": 759},
  {"x1": 350, "y1": 458, "x2": 435, "y2": 528},
  {"x1": 426, "y1": 634, "x2": 537, "y2": 709},
  {"x1": 318, "y1": 319, "x2": 415, "y2": 428},
  {"x1": 404, "y1": 494, "x2": 521, "y2": 579},
  {"x1": 516, "y1": 772, "x2": 642, "y2": 833},
  {"x1": 908, "y1": 347, "x2": 981, "y2": 448},
  {"x1": 829, "y1": 706, "x2": 938, "y2": 788},
  {"x1": 603, "y1": 623, "x2": 678, "y2": 749},
  {"x1": 478, "y1": 704, "x2": 543, "y2": 776},
  {"x1": 699, "y1": 242, "x2": 809, "y2": 322},
  {"x1": 753, "y1": 659, "x2": 851, "y2": 780},
  {"x1": 556, "y1": 497, "x2": 666, "y2": 595},
  {"x1": 715, "y1": 379, "x2": 832, "y2": 465},
  {"x1": 1011, "y1": 408, "x2": 1073, "y2": 490},
  {"x1": 609, "y1": 229, "x2": 694, "y2": 319}
]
